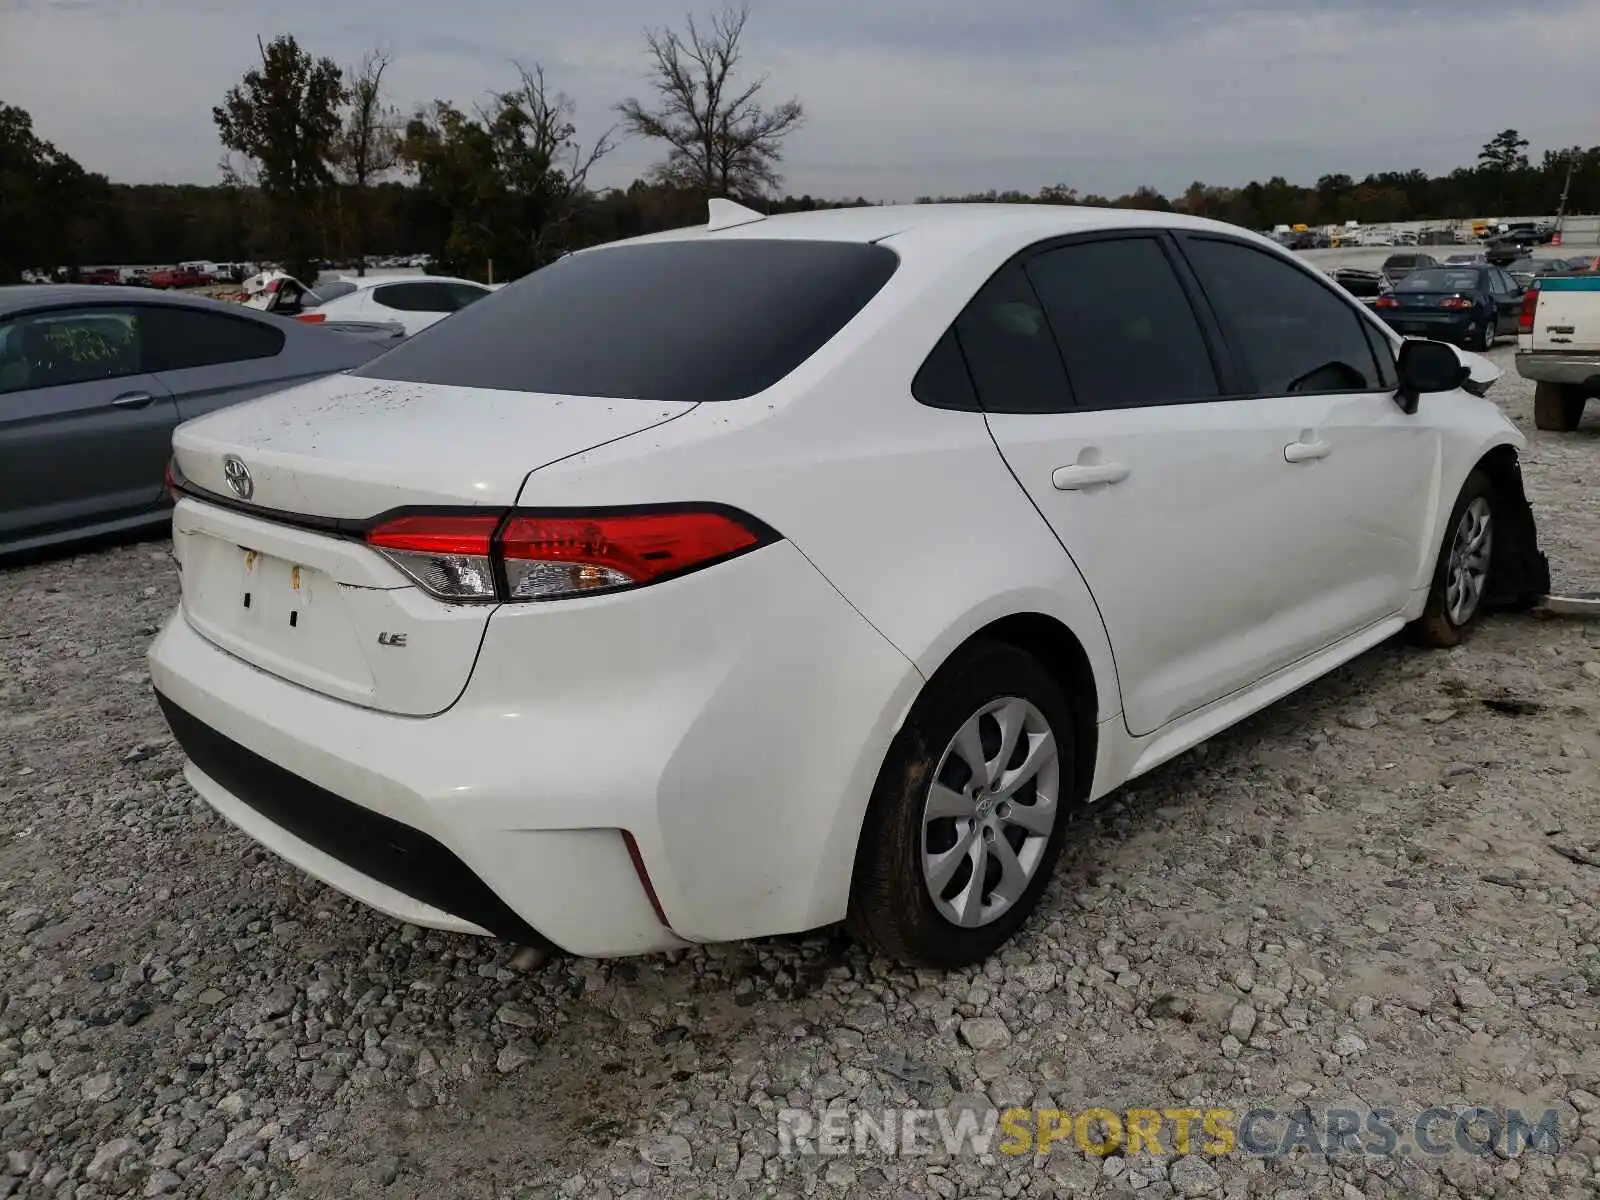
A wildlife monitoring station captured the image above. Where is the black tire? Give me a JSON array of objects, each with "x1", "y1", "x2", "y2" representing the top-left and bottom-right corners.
[
  {"x1": 1467, "y1": 309, "x2": 1494, "y2": 351},
  {"x1": 1533, "y1": 382, "x2": 1586, "y2": 432},
  {"x1": 847, "y1": 640, "x2": 1077, "y2": 968},
  {"x1": 1411, "y1": 469, "x2": 1497, "y2": 649}
]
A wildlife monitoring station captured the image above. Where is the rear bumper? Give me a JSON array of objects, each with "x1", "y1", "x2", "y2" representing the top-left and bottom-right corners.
[
  {"x1": 149, "y1": 539, "x2": 923, "y2": 955},
  {"x1": 1377, "y1": 312, "x2": 1480, "y2": 340},
  {"x1": 1515, "y1": 352, "x2": 1600, "y2": 389}
]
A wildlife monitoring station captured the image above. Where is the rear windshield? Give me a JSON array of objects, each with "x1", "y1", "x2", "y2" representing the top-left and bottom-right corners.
[
  {"x1": 353, "y1": 239, "x2": 900, "y2": 402},
  {"x1": 1383, "y1": 255, "x2": 1419, "y2": 268},
  {"x1": 1397, "y1": 269, "x2": 1480, "y2": 292}
]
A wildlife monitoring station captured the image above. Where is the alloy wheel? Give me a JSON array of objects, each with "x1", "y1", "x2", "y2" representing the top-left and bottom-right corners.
[
  {"x1": 1445, "y1": 496, "x2": 1493, "y2": 626},
  {"x1": 920, "y1": 697, "x2": 1060, "y2": 928}
]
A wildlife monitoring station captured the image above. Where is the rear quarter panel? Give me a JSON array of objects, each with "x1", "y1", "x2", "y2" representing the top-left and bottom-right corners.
[
  {"x1": 163, "y1": 319, "x2": 381, "y2": 424},
  {"x1": 506, "y1": 231, "x2": 1124, "y2": 724}
]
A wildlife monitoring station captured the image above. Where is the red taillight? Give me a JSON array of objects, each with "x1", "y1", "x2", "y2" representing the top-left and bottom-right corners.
[
  {"x1": 1439, "y1": 296, "x2": 1472, "y2": 310},
  {"x1": 364, "y1": 507, "x2": 772, "y2": 603},
  {"x1": 296, "y1": 312, "x2": 326, "y2": 323},
  {"x1": 366, "y1": 513, "x2": 503, "y2": 601},
  {"x1": 163, "y1": 458, "x2": 178, "y2": 502},
  {"x1": 1375, "y1": 295, "x2": 1399, "y2": 309},
  {"x1": 499, "y1": 509, "x2": 765, "y2": 600},
  {"x1": 1518, "y1": 287, "x2": 1539, "y2": 334}
]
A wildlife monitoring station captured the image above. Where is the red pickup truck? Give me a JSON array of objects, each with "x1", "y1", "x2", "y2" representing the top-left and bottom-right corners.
[{"x1": 147, "y1": 267, "x2": 211, "y2": 289}]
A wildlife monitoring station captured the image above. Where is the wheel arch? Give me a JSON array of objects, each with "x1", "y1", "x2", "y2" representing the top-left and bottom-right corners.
[
  {"x1": 1425, "y1": 439, "x2": 1550, "y2": 611},
  {"x1": 922, "y1": 612, "x2": 1102, "y2": 808},
  {"x1": 1472, "y1": 442, "x2": 1551, "y2": 607}
]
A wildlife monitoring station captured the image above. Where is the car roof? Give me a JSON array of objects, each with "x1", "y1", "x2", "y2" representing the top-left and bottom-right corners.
[
  {"x1": 0, "y1": 284, "x2": 248, "y2": 317},
  {"x1": 331, "y1": 273, "x2": 486, "y2": 289},
  {"x1": 591, "y1": 203, "x2": 1294, "y2": 255}
]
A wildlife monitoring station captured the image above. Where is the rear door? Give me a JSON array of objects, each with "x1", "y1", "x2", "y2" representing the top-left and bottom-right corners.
[
  {"x1": 1175, "y1": 234, "x2": 1436, "y2": 629},
  {"x1": 976, "y1": 234, "x2": 1335, "y2": 736},
  {"x1": 0, "y1": 305, "x2": 178, "y2": 544}
]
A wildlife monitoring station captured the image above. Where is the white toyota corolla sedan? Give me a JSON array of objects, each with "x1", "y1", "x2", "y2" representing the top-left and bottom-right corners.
[{"x1": 151, "y1": 202, "x2": 1549, "y2": 968}]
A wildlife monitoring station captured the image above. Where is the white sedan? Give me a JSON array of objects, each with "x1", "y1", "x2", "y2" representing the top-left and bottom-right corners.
[
  {"x1": 277, "y1": 273, "x2": 495, "y2": 337},
  {"x1": 151, "y1": 201, "x2": 1549, "y2": 967}
]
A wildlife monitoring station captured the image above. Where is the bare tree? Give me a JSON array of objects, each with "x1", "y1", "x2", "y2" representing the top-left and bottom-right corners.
[
  {"x1": 401, "y1": 62, "x2": 614, "y2": 277},
  {"x1": 334, "y1": 49, "x2": 401, "y2": 274},
  {"x1": 617, "y1": 3, "x2": 803, "y2": 199}
]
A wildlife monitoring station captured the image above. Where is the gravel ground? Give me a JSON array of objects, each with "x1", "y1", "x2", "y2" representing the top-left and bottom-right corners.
[{"x1": 2, "y1": 345, "x2": 1598, "y2": 1200}]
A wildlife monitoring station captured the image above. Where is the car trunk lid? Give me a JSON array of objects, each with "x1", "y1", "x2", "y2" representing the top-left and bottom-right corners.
[
  {"x1": 170, "y1": 375, "x2": 695, "y2": 715},
  {"x1": 1394, "y1": 290, "x2": 1470, "y2": 309}
]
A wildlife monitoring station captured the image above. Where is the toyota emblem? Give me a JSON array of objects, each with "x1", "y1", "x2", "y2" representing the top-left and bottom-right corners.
[{"x1": 222, "y1": 455, "x2": 254, "y2": 500}]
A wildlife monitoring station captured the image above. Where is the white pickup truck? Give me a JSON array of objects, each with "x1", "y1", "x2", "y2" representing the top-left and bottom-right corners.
[{"x1": 1517, "y1": 273, "x2": 1600, "y2": 431}]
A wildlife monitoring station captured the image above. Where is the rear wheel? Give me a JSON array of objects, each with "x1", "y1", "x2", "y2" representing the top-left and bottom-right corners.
[
  {"x1": 1469, "y1": 310, "x2": 1494, "y2": 351},
  {"x1": 1411, "y1": 469, "x2": 1496, "y2": 648},
  {"x1": 848, "y1": 641, "x2": 1075, "y2": 968},
  {"x1": 1533, "y1": 382, "x2": 1587, "y2": 432}
]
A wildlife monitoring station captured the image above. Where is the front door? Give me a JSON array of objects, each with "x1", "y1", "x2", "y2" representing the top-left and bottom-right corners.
[
  {"x1": 964, "y1": 236, "x2": 1345, "y2": 736},
  {"x1": 0, "y1": 306, "x2": 179, "y2": 545}
]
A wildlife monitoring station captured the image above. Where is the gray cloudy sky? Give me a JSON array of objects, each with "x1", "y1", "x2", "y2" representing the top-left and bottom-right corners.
[{"x1": 4, "y1": 0, "x2": 1598, "y2": 200}]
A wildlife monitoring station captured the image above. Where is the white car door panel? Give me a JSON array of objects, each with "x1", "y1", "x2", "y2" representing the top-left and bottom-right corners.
[
  {"x1": 962, "y1": 236, "x2": 1340, "y2": 736},
  {"x1": 963, "y1": 233, "x2": 1440, "y2": 738},
  {"x1": 987, "y1": 398, "x2": 1352, "y2": 735},
  {"x1": 1174, "y1": 234, "x2": 1439, "y2": 649}
]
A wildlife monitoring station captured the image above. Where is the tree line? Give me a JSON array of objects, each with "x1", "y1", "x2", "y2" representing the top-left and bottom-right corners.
[{"x1": 2, "y1": 3, "x2": 1597, "y2": 287}]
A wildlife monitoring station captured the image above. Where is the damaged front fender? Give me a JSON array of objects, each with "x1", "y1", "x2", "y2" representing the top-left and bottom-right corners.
[{"x1": 1482, "y1": 445, "x2": 1552, "y2": 609}]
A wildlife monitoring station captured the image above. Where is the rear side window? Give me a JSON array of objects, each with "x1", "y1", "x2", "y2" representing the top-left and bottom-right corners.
[
  {"x1": 372, "y1": 283, "x2": 449, "y2": 312},
  {"x1": 440, "y1": 283, "x2": 490, "y2": 310},
  {"x1": 1025, "y1": 238, "x2": 1219, "y2": 409},
  {"x1": 142, "y1": 307, "x2": 285, "y2": 371},
  {"x1": 952, "y1": 263, "x2": 1073, "y2": 414},
  {"x1": 911, "y1": 329, "x2": 979, "y2": 410},
  {"x1": 356, "y1": 240, "x2": 900, "y2": 402},
  {"x1": 1183, "y1": 238, "x2": 1382, "y2": 394}
]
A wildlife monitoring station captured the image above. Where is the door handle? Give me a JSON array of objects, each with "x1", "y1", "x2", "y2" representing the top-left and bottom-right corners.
[
  {"x1": 111, "y1": 391, "x2": 155, "y2": 410},
  {"x1": 1052, "y1": 462, "x2": 1131, "y2": 490},
  {"x1": 1284, "y1": 439, "x2": 1331, "y2": 463}
]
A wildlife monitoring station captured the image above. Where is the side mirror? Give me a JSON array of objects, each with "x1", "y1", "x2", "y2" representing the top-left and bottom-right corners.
[{"x1": 1395, "y1": 340, "x2": 1470, "y2": 413}]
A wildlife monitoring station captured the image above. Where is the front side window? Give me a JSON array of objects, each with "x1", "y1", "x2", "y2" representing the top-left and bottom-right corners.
[
  {"x1": 1183, "y1": 238, "x2": 1383, "y2": 394},
  {"x1": 0, "y1": 307, "x2": 144, "y2": 394},
  {"x1": 1025, "y1": 237, "x2": 1219, "y2": 409}
]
